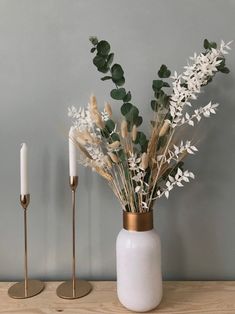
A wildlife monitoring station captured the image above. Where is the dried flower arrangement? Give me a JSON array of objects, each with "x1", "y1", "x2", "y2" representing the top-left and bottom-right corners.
[{"x1": 68, "y1": 38, "x2": 231, "y2": 213}]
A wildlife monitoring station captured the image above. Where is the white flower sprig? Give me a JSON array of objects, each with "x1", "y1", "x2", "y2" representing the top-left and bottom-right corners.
[
  {"x1": 179, "y1": 102, "x2": 219, "y2": 127},
  {"x1": 68, "y1": 104, "x2": 108, "y2": 169},
  {"x1": 68, "y1": 105, "x2": 94, "y2": 133},
  {"x1": 155, "y1": 168, "x2": 195, "y2": 199},
  {"x1": 157, "y1": 140, "x2": 198, "y2": 164},
  {"x1": 170, "y1": 41, "x2": 232, "y2": 127}
]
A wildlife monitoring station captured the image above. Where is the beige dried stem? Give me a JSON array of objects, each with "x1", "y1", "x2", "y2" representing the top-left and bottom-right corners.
[
  {"x1": 94, "y1": 166, "x2": 113, "y2": 181},
  {"x1": 70, "y1": 135, "x2": 93, "y2": 160},
  {"x1": 90, "y1": 94, "x2": 98, "y2": 111},
  {"x1": 121, "y1": 119, "x2": 128, "y2": 138},
  {"x1": 140, "y1": 152, "x2": 149, "y2": 170},
  {"x1": 131, "y1": 124, "x2": 137, "y2": 142},
  {"x1": 108, "y1": 152, "x2": 119, "y2": 163},
  {"x1": 108, "y1": 141, "x2": 120, "y2": 150}
]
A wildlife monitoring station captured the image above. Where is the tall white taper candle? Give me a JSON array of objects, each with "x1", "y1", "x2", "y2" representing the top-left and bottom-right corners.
[
  {"x1": 69, "y1": 127, "x2": 77, "y2": 176},
  {"x1": 20, "y1": 143, "x2": 29, "y2": 195}
]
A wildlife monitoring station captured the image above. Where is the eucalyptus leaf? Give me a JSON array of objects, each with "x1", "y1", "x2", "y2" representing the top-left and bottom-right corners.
[
  {"x1": 111, "y1": 64, "x2": 124, "y2": 80},
  {"x1": 123, "y1": 91, "x2": 131, "y2": 102},
  {"x1": 158, "y1": 64, "x2": 171, "y2": 78},
  {"x1": 118, "y1": 149, "x2": 126, "y2": 162},
  {"x1": 141, "y1": 140, "x2": 148, "y2": 153},
  {"x1": 101, "y1": 76, "x2": 112, "y2": 81},
  {"x1": 112, "y1": 76, "x2": 125, "y2": 86},
  {"x1": 135, "y1": 131, "x2": 147, "y2": 146},
  {"x1": 121, "y1": 103, "x2": 133, "y2": 115},
  {"x1": 203, "y1": 39, "x2": 210, "y2": 49},
  {"x1": 125, "y1": 106, "x2": 139, "y2": 123},
  {"x1": 111, "y1": 133, "x2": 120, "y2": 141},
  {"x1": 105, "y1": 119, "x2": 115, "y2": 133},
  {"x1": 107, "y1": 53, "x2": 114, "y2": 67},
  {"x1": 135, "y1": 116, "x2": 143, "y2": 127},
  {"x1": 151, "y1": 100, "x2": 159, "y2": 111},
  {"x1": 93, "y1": 55, "x2": 106, "y2": 68},
  {"x1": 220, "y1": 67, "x2": 230, "y2": 73},
  {"x1": 210, "y1": 42, "x2": 217, "y2": 49},
  {"x1": 98, "y1": 65, "x2": 110, "y2": 73},
  {"x1": 97, "y1": 40, "x2": 110, "y2": 56},
  {"x1": 110, "y1": 88, "x2": 126, "y2": 100},
  {"x1": 152, "y1": 80, "x2": 164, "y2": 91}
]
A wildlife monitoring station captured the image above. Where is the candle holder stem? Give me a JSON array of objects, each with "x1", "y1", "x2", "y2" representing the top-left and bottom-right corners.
[
  {"x1": 72, "y1": 188, "x2": 76, "y2": 297},
  {"x1": 56, "y1": 176, "x2": 92, "y2": 299},
  {"x1": 8, "y1": 195, "x2": 44, "y2": 299},
  {"x1": 24, "y1": 208, "x2": 28, "y2": 296}
]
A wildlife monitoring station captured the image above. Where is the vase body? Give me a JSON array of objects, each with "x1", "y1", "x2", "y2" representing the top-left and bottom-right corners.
[{"x1": 116, "y1": 211, "x2": 162, "y2": 312}]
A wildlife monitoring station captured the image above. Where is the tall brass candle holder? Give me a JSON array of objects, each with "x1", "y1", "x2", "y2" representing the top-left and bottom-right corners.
[
  {"x1": 56, "y1": 176, "x2": 92, "y2": 299},
  {"x1": 8, "y1": 194, "x2": 44, "y2": 299}
]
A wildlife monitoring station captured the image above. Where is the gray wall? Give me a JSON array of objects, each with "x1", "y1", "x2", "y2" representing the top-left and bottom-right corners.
[{"x1": 0, "y1": 0, "x2": 234, "y2": 281}]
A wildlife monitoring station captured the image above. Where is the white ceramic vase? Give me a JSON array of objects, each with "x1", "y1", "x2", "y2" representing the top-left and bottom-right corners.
[{"x1": 116, "y1": 211, "x2": 162, "y2": 312}]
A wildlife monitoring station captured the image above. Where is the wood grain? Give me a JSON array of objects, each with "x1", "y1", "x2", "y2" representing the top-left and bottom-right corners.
[{"x1": 0, "y1": 281, "x2": 235, "y2": 314}]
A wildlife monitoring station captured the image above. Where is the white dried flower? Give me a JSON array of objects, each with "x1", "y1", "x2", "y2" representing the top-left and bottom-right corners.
[{"x1": 170, "y1": 41, "x2": 232, "y2": 127}]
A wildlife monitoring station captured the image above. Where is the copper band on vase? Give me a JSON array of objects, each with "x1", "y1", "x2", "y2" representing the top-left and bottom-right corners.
[{"x1": 123, "y1": 211, "x2": 153, "y2": 231}]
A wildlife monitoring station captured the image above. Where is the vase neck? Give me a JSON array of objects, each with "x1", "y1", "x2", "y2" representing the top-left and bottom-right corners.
[{"x1": 123, "y1": 211, "x2": 153, "y2": 231}]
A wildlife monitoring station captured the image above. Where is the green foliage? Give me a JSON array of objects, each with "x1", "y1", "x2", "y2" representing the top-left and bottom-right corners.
[
  {"x1": 125, "y1": 106, "x2": 139, "y2": 124},
  {"x1": 150, "y1": 64, "x2": 171, "y2": 113},
  {"x1": 203, "y1": 39, "x2": 217, "y2": 50},
  {"x1": 135, "y1": 116, "x2": 143, "y2": 127},
  {"x1": 111, "y1": 133, "x2": 120, "y2": 141},
  {"x1": 216, "y1": 57, "x2": 230, "y2": 73},
  {"x1": 107, "y1": 53, "x2": 114, "y2": 67},
  {"x1": 105, "y1": 119, "x2": 115, "y2": 133},
  {"x1": 158, "y1": 64, "x2": 171, "y2": 78},
  {"x1": 90, "y1": 36, "x2": 143, "y2": 133},
  {"x1": 121, "y1": 102, "x2": 133, "y2": 115},
  {"x1": 117, "y1": 149, "x2": 126, "y2": 162},
  {"x1": 152, "y1": 80, "x2": 170, "y2": 92},
  {"x1": 151, "y1": 100, "x2": 159, "y2": 112},
  {"x1": 97, "y1": 40, "x2": 110, "y2": 56},
  {"x1": 134, "y1": 131, "x2": 148, "y2": 152},
  {"x1": 101, "y1": 76, "x2": 112, "y2": 81},
  {"x1": 110, "y1": 88, "x2": 126, "y2": 100},
  {"x1": 93, "y1": 55, "x2": 106, "y2": 68},
  {"x1": 123, "y1": 91, "x2": 132, "y2": 102},
  {"x1": 111, "y1": 64, "x2": 124, "y2": 80},
  {"x1": 220, "y1": 67, "x2": 230, "y2": 73},
  {"x1": 111, "y1": 64, "x2": 125, "y2": 85},
  {"x1": 152, "y1": 80, "x2": 164, "y2": 91}
]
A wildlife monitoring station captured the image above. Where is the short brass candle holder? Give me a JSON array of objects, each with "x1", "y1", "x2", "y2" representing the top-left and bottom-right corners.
[
  {"x1": 8, "y1": 194, "x2": 44, "y2": 299},
  {"x1": 56, "y1": 176, "x2": 92, "y2": 299}
]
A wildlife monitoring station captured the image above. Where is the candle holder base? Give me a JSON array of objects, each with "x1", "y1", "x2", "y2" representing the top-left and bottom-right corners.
[
  {"x1": 8, "y1": 279, "x2": 44, "y2": 299},
  {"x1": 56, "y1": 280, "x2": 92, "y2": 299}
]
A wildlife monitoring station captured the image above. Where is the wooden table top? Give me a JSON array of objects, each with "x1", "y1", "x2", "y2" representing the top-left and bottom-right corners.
[{"x1": 1, "y1": 281, "x2": 235, "y2": 313}]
